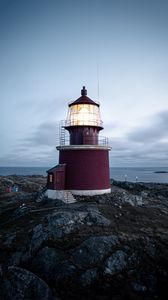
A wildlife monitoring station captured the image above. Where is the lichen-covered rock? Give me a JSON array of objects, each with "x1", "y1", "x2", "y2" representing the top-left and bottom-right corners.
[
  {"x1": 72, "y1": 235, "x2": 118, "y2": 268},
  {"x1": 31, "y1": 246, "x2": 64, "y2": 282},
  {"x1": 46, "y1": 208, "x2": 111, "y2": 239},
  {"x1": 30, "y1": 224, "x2": 48, "y2": 253},
  {"x1": 3, "y1": 233, "x2": 16, "y2": 247},
  {"x1": 10, "y1": 205, "x2": 31, "y2": 221},
  {"x1": 54, "y1": 262, "x2": 77, "y2": 282},
  {"x1": 1, "y1": 175, "x2": 168, "y2": 300},
  {"x1": 104, "y1": 250, "x2": 127, "y2": 275},
  {"x1": 79, "y1": 268, "x2": 99, "y2": 287},
  {"x1": 131, "y1": 282, "x2": 147, "y2": 292},
  {"x1": 121, "y1": 194, "x2": 143, "y2": 206},
  {"x1": 0, "y1": 266, "x2": 57, "y2": 300},
  {"x1": 29, "y1": 208, "x2": 111, "y2": 253}
]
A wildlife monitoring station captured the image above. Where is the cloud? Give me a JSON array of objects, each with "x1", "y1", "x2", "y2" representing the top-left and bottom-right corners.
[
  {"x1": 109, "y1": 110, "x2": 168, "y2": 166},
  {"x1": 0, "y1": 121, "x2": 61, "y2": 166},
  {"x1": 127, "y1": 110, "x2": 168, "y2": 143},
  {"x1": 1, "y1": 110, "x2": 168, "y2": 167},
  {"x1": 0, "y1": 146, "x2": 58, "y2": 167},
  {"x1": 26, "y1": 121, "x2": 60, "y2": 147}
]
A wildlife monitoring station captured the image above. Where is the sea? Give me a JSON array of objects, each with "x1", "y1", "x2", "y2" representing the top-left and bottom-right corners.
[{"x1": 0, "y1": 166, "x2": 168, "y2": 183}]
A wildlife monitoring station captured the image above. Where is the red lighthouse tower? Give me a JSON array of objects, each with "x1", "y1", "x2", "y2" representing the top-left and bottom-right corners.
[{"x1": 46, "y1": 87, "x2": 111, "y2": 199}]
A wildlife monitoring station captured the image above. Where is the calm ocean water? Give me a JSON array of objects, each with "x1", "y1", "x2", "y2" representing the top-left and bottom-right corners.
[
  {"x1": 0, "y1": 166, "x2": 168, "y2": 183},
  {"x1": 0, "y1": 167, "x2": 48, "y2": 176},
  {"x1": 110, "y1": 167, "x2": 168, "y2": 183}
]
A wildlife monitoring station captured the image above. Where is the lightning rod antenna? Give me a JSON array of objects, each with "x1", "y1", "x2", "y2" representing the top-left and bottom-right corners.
[{"x1": 97, "y1": 64, "x2": 100, "y2": 101}]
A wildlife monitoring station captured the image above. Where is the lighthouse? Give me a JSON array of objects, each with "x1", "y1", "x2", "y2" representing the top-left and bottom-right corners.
[{"x1": 46, "y1": 86, "x2": 111, "y2": 200}]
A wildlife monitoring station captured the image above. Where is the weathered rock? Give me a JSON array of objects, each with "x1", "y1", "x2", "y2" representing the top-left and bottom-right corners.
[
  {"x1": 30, "y1": 224, "x2": 48, "y2": 253},
  {"x1": 31, "y1": 246, "x2": 64, "y2": 282},
  {"x1": 131, "y1": 282, "x2": 147, "y2": 292},
  {"x1": 0, "y1": 266, "x2": 57, "y2": 300},
  {"x1": 1, "y1": 175, "x2": 168, "y2": 300},
  {"x1": 3, "y1": 233, "x2": 16, "y2": 247},
  {"x1": 79, "y1": 268, "x2": 99, "y2": 287},
  {"x1": 121, "y1": 194, "x2": 143, "y2": 206},
  {"x1": 104, "y1": 250, "x2": 127, "y2": 275},
  {"x1": 46, "y1": 208, "x2": 111, "y2": 239},
  {"x1": 54, "y1": 262, "x2": 77, "y2": 282},
  {"x1": 30, "y1": 208, "x2": 111, "y2": 252},
  {"x1": 10, "y1": 252, "x2": 23, "y2": 266},
  {"x1": 10, "y1": 205, "x2": 31, "y2": 221},
  {"x1": 72, "y1": 235, "x2": 118, "y2": 268},
  {"x1": 140, "y1": 191, "x2": 148, "y2": 198}
]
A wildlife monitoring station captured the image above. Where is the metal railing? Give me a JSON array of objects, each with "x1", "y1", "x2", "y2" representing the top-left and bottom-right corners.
[{"x1": 59, "y1": 121, "x2": 109, "y2": 146}]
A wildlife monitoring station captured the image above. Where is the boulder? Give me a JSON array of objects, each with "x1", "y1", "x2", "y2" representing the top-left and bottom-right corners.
[
  {"x1": 31, "y1": 246, "x2": 64, "y2": 282},
  {"x1": 104, "y1": 250, "x2": 127, "y2": 275},
  {"x1": 121, "y1": 194, "x2": 143, "y2": 206},
  {"x1": 46, "y1": 208, "x2": 111, "y2": 239},
  {"x1": 30, "y1": 224, "x2": 48, "y2": 253},
  {"x1": 79, "y1": 268, "x2": 99, "y2": 287},
  {"x1": 0, "y1": 266, "x2": 57, "y2": 300},
  {"x1": 72, "y1": 235, "x2": 118, "y2": 268},
  {"x1": 54, "y1": 262, "x2": 77, "y2": 282}
]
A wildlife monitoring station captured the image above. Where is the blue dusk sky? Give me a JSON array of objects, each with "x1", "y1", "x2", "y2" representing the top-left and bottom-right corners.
[{"x1": 0, "y1": 0, "x2": 168, "y2": 167}]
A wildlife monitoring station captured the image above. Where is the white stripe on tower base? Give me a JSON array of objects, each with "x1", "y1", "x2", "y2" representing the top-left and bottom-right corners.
[
  {"x1": 45, "y1": 188, "x2": 111, "y2": 199},
  {"x1": 69, "y1": 188, "x2": 111, "y2": 196}
]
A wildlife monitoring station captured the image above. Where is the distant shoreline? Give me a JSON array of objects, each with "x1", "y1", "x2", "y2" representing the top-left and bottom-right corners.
[{"x1": 0, "y1": 167, "x2": 168, "y2": 184}]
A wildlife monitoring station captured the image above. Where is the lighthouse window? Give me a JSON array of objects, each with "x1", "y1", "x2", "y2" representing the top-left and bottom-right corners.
[
  {"x1": 66, "y1": 104, "x2": 103, "y2": 127},
  {"x1": 49, "y1": 174, "x2": 53, "y2": 183}
]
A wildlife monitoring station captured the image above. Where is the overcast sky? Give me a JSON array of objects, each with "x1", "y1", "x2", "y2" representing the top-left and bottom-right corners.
[{"x1": 1, "y1": 0, "x2": 168, "y2": 167}]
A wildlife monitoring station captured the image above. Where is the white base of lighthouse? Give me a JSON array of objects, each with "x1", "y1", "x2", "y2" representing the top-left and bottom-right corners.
[
  {"x1": 70, "y1": 188, "x2": 111, "y2": 196},
  {"x1": 45, "y1": 189, "x2": 76, "y2": 203},
  {"x1": 45, "y1": 188, "x2": 111, "y2": 200}
]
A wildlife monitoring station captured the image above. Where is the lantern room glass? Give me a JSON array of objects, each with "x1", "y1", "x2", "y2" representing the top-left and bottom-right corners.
[{"x1": 66, "y1": 104, "x2": 103, "y2": 127}]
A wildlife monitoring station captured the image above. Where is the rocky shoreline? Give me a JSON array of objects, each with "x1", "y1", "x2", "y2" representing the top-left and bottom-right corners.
[{"x1": 0, "y1": 175, "x2": 168, "y2": 299}]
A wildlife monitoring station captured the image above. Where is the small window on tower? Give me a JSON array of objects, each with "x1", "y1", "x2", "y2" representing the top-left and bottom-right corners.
[{"x1": 49, "y1": 174, "x2": 53, "y2": 183}]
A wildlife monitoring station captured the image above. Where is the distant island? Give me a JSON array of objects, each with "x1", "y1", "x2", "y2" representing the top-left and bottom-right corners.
[{"x1": 154, "y1": 171, "x2": 168, "y2": 174}]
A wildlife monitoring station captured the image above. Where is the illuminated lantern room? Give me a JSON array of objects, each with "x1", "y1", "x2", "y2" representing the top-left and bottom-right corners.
[
  {"x1": 66, "y1": 86, "x2": 103, "y2": 127},
  {"x1": 65, "y1": 86, "x2": 103, "y2": 145}
]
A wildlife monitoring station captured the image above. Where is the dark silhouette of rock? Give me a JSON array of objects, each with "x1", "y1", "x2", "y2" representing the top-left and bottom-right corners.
[
  {"x1": 79, "y1": 268, "x2": 99, "y2": 287},
  {"x1": 31, "y1": 247, "x2": 64, "y2": 282},
  {"x1": 104, "y1": 250, "x2": 127, "y2": 275},
  {"x1": 0, "y1": 266, "x2": 57, "y2": 300},
  {"x1": 72, "y1": 235, "x2": 118, "y2": 268}
]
